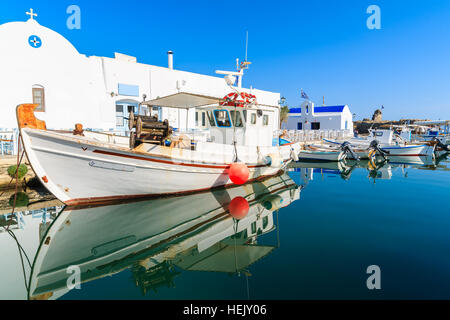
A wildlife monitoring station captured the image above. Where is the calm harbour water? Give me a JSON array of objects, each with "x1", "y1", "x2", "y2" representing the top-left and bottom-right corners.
[{"x1": 1, "y1": 154, "x2": 449, "y2": 300}]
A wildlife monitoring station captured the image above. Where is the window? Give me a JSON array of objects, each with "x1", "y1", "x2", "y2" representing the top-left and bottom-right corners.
[
  {"x1": 262, "y1": 216, "x2": 269, "y2": 229},
  {"x1": 345, "y1": 120, "x2": 348, "y2": 130},
  {"x1": 230, "y1": 110, "x2": 243, "y2": 127},
  {"x1": 242, "y1": 110, "x2": 247, "y2": 122},
  {"x1": 251, "y1": 113, "x2": 257, "y2": 125},
  {"x1": 263, "y1": 115, "x2": 269, "y2": 126},
  {"x1": 32, "y1": 87, "x2": 45, "y2": 112},
  {"x1": 196, "y1": 111, "x2": 206, "y2": 127},
  {"x1": 297, "y1": 122, "x2": 302, "y2": 130},
  {"x1": 214, "y1": 110, "x2": 231, "y2": 127},
  {"x1": 251, "y1": 222, "x2": 257, "y2": 234},
  {"x1": 116, "y1": 105, "x2": 124, "y2": 127},
  {"x1": 206, "y1": 111, "x2": 216, "y2": 127},
  {"x1": 311, "y1": 122, "x2": 320, "y2": 130}
]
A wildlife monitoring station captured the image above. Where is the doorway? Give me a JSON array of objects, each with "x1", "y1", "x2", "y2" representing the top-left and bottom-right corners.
[{"x1": 115, "y1": 100, "x2": 139, "y2": 132}]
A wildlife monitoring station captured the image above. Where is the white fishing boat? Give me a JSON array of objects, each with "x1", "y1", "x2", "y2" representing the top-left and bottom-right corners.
[{"x1": 17, "y1": 92, "x2": 301, "y2": 206}]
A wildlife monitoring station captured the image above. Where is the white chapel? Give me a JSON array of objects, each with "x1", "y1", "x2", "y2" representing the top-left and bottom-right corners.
[{"x1": 0, "y1": 10, "x2": 281, "y2": 133}]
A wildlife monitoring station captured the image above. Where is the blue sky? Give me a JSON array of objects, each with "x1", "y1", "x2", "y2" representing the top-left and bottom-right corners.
[{"x1": 1, "y1": 0, "x2": 449, "y2": 120}]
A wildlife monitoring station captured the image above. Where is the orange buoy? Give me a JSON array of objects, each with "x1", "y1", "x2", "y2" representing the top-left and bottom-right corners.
[
  {"x1": 228, "y1": 196, "x2": 249, "y2": 220},
  {"x1": 229, "y1": 162, "x2": 249, "y2": 185}
]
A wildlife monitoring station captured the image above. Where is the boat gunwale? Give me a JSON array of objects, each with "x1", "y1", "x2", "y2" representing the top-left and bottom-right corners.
[{"x1": 24, "y1": 127, "x2": 294, "y2": 168}]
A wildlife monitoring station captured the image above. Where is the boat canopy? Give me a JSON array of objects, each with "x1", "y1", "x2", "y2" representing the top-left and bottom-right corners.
[
  {"x1": 141, "y1": 92, "x2": 280, "y2": 110},
  {"x1": 141, "y1": 92, "x2": 222, "y2": 109}
]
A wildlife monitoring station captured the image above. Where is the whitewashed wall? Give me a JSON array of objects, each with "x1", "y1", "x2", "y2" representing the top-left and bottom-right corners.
[{"x1": 0, "y1": 18, "x2": 281, "y2": 133}]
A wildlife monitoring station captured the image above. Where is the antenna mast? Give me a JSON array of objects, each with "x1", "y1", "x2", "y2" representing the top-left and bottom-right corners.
[
  {"x1": 237, "y1": 31, "x2": 251, "y2": 88},
  {"x1": 216, "y1": 31, "x2": 251, "y2": 89},
  {"x1": 245, "y1": 30, "x2": 248, "y2": 62}
]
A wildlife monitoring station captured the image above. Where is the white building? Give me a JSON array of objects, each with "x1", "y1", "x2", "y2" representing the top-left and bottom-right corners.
[
  {"x1": 285, "y1": 100, "x2": 353, "y2": 131},
  {"x1": 0, "y1": 12, "x2": 281, "y2": 133}
]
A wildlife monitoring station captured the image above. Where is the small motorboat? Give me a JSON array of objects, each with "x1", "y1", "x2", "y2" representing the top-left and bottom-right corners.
[
  {"x1": 308, "y1": 142, "x2": 371, "y2": 160},
  {"x1": 299, "y1": 145, "x2": 346, "y2": 162}
]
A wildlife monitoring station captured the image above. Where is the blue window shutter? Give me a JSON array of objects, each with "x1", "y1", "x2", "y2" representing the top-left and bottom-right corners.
[{"x1": 118, "y1": 84, "x2": 139, "y2": 97}]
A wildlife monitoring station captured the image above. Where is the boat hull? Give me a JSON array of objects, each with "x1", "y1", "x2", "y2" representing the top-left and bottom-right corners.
[
  {"x1": 380, "y1": 144, "x2": 434, "y2": 157},
  {"x1": 20, "y1": 128, "x2": 299, "y2": 205},
  {"x1": 298, "y1": 149, "x2": 346, "y2": 162}
]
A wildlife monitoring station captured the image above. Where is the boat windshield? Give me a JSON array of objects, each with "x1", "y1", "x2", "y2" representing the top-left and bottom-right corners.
[
  {"x1": 206, "y1": 110, "x2": 216, "y2": 127},
  {"x1": 214, "y1": 110, "x2": 231, "y2": 127},
  {"x1": 230, "y1": 110, "x2": 244, "y2": 127}
]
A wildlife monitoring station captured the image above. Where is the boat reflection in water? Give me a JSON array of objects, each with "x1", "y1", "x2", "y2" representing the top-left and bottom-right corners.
[
  {"x1": 288, "y1": 153, "x2": 449, "y2": 184},
  {"x1": 25, "y1": 173, "x2": 301, "y2": 300}
]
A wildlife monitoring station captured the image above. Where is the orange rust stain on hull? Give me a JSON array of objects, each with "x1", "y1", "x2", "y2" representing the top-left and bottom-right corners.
[{"x1": 16, "y1": 104, "x2": 47, "y2": 130}]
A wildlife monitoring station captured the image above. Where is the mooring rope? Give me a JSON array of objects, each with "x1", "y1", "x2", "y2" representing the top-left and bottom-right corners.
[
  {"x1": 1, "y1": 133, "x2": 25, "y2": 232},
  {"x1": 3, "y1": 228, "x2": 32, "y2": 291},
  {"x1": 0, "y1": 135, "x2": 31, "y2": 292}
]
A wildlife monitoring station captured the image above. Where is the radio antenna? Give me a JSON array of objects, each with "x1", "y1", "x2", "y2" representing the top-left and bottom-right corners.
[{"x1": 245, "y1": 31, "x2": 248, "y2": 62}]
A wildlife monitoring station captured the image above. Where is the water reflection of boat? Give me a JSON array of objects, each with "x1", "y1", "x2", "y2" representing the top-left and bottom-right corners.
[
  {"x1": 288, "y1": 154, "x2": 446, "y2": 183},
  {"x1": 27, "y1": 173, "x2": 301, "y2": 300},
  {"x1": 387, "y1": 155, "x2": 435, "y2": 166}
]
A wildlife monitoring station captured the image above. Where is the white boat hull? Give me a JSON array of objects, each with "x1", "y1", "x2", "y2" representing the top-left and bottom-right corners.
[
  {"x1": 380, "y1": 144, "x2": 434, "y2": 157},
  {"x1": 21, "y1": 128, "x2": 300, "y2": 206},
  {"x1": 298, "y1": 149, "x2": 346, "y2": 162}
]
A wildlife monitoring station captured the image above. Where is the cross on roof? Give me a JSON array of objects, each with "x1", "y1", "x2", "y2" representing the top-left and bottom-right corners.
[{"x1": 26, "y1": 8, "x2": 37, "y2": 20}]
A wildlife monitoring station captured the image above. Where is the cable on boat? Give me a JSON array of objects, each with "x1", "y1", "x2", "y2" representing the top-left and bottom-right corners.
[
  {"x1": 3, "y1": 228, "x2": 32, "y2": 292},
  {"x1": 0, "y1": 133, "x2": 32, "y2": 292},
  {"x1": 232, "y1": 105, "x2": 240, "y2": 163},
  {"x1": 1, "y1": 133, "x2": 26, "y2": 232}
]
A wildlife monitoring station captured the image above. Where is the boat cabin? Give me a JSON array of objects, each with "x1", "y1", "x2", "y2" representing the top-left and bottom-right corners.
[
  {"x1": 198, "y1": 105, "x2": 275, "y2": 147},
  {"x1": 368, "y1": 129, "x2": 394, "y2": 145},
  {"x1": 141, "y1": 92, "x2": 277, "y2": 148}
]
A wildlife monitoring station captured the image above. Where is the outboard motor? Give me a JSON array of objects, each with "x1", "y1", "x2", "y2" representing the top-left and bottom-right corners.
[
  {"x1": 340, "y1": 141, "x2": 360, "y2": 161},
  {"x1": 433, "y1": 137, "x2": 450, "y2": 151},
  {"x1": 368, "y1": 140, "x2": 390, "y2": 161}
]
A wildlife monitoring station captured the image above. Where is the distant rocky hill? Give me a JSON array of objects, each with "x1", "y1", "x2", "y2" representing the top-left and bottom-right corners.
[
  {"x1": 353, "y1": 109, "x2": 428, "y2": 134},
  {"x1": 354, "y1": 119, "x2": 429, "y2": 134}
]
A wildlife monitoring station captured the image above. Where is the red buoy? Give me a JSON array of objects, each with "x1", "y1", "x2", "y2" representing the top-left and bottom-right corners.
[
  {"x1": 228, "y1": 196, "x2": 249, "y2": 220},
  {"x1": 229, "y1": 163, "x2": 249, "y2": 185}
]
